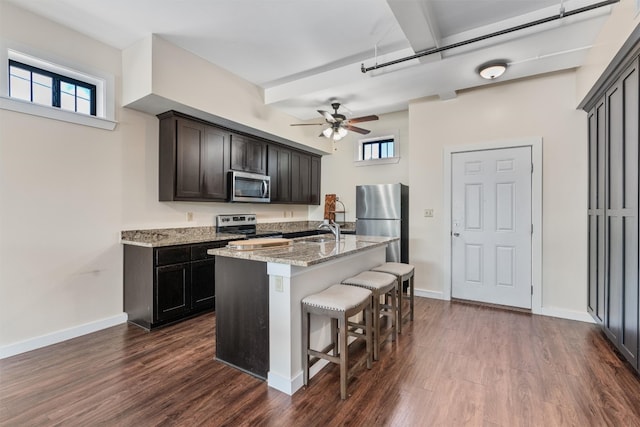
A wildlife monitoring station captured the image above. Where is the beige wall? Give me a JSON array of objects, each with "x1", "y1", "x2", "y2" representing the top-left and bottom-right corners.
[
  {"x1": 409, "y1": 71, "x2": 588, "y2": 316},
  {"x1": 308, "y1": 110, "x2": 410, "y2": 222},
  {"x1": 1, "y1": 0, "x2": 638, "y2": 354}
]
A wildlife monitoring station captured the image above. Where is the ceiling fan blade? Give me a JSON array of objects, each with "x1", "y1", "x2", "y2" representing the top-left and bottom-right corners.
[
  {"x1": 318, "y1": 110, "x2": 336, "y2": 123},
  {"x1": 347, "y1": 114, "x2": 379, "y2": 124},
  {"x1": 344, "y1": 125, "x2": 371, "y2": 135},
  {"x1": 290, "y1": 123, "x2": 324, "y2": 126}
]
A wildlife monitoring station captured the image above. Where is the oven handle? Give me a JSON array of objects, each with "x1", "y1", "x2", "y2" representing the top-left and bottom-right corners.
[{"x1": 261, "y1": 180, "x2": 268, "y2": 198}]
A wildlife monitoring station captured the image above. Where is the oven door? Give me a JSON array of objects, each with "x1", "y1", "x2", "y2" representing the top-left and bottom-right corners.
[{"x1": 229, "y1": 171, "x2": 270, "y2": 203}]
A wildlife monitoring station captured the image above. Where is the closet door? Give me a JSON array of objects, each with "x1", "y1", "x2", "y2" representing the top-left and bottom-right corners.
[
  {"x1": 588, "y1": 98, "x2": 606, "y2": 324},
  {"x1": 604, "y1": 58, "x2": 639, "y2": 368}
]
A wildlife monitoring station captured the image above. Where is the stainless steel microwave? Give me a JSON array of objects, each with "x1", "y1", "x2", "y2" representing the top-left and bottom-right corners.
[{"x1": 229, "y1": 171, "x2": 270, "y2": 203}]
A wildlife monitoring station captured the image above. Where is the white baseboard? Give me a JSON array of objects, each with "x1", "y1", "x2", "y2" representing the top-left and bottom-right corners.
[
  {"x1": 0, "y1": 313, "x2": 128, "y2": 359},
  {"x1": 415, "y1": 289, "x2": 446, "y2": 300},
  {"x1": 535, "y1": 307, "x2": 595, "y2": 324}
]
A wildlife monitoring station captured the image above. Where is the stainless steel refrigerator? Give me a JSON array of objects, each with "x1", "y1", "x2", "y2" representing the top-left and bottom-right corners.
[{"x1": 355, "y1": 183, "x2": 409, "y2": 263}]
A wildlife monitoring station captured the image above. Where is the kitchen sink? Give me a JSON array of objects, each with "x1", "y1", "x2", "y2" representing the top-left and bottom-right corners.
[{"x1": 301, "y1": 236, "x2": 336, "y2": 243}]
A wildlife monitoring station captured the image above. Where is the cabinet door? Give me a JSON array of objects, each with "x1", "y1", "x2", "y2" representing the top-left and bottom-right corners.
[
  {"x1": 230, "y1": 134, "x2": 266, "y2": 174},
  {"x1": 310, "y1": 155, "x2": 321, "y2": 205},
  {"x1": 291, "y1": 151, "x2": 311, "y2": 203},
  {"x1": 267, "y1": 145, "x2": 291, "y2": 203},
  {"x1": 604, "y1": 59, "x2": 639, "y2": 368},
  {"x1": 202, "y1": 126, "x2": 229, "y2": 200},
  {"x1": 175, "y1": 119, "x2": 205, "y2": 199},
  {"x1": 588, "y1": 99, "x2": 606, "y2": 324},
  {"x1": 191, "y1": 259, "x2": 215, "y2": 311},
  {"x1": 155, "y1": 263, "x2": 191, "y2": 322}
]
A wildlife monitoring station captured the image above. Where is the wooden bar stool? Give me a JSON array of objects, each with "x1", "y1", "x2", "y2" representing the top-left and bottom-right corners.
[
  {"x1": 371, "y1": 262, "x2": 415, "y2": 334},
  {"x1": 341, "y1": 271, "x2": 397, "y2": 361},
  {"x1": 302, "y1": 284, "x2": 373, "y2": 400}
]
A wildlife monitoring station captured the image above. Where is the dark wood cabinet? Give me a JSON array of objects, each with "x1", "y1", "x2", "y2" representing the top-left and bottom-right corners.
[
  {"x1": 581, "y1": 29, "x2": 640, "y2": 374},
  {"x1": 215, "y1": 256, "x2": 269, "y2": 379},
  {"x1": 267, "y1": 144, "x2": 291, "y2": 202},
  {"x1": 230, "y1": 134, "x2": 266, "y2": 174},
  {"x1": 159, "y1": 110, "x2": 321, "y2": 205},
  {"x1": 124, "y1": 240, "x2": 228, "y2": 330},
  {"x1": 159, "y1": 112, "x2": 229, "y2": 201}
]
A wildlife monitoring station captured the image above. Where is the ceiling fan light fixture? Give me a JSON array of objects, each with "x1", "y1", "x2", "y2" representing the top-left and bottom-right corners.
[
  {"x1": 478, "y1": 61, "x2": 508, "y2": 80},
  {"x1": 337, "y1": 127, "x2": 348, "y2": 138},
  {"x1": 322, "y1": 127, "x2": 333, "y2": 138}
]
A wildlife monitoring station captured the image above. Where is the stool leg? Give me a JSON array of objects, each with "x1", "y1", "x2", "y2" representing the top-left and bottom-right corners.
[
  {"x1": 409, "y1": 275, "x2": 414, "y2": 321},
  {"x1": 302, "y1": 308, "x2": 309, "y2": 386},
  {"x1": 372, "y1": 295, "x2": 380, "y2": 361},
  {"x1": 365, "y1": 302, "x2": 372, "y2": 369},
  {"x1": 339, "y1": 313, "x2": 348, "y2": 400},
  {"x1": 391, "y1": 284, "x2": 397, "y2": 342},
  {"x1": 331, "y1": 318, "x2": 338, "y2": 357},
  {"x1": 396, "y1": 276, "x2": 403, "y2": 335}
]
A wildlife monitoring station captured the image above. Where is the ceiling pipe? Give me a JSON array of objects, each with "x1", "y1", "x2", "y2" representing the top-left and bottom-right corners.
[{"x1": 361, "y1": 0, "x2": 619, "y2": 74}]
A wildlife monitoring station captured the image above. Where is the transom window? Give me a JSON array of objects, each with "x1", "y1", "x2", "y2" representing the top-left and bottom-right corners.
[
  {"x1": 362, "y1": 137, "x2": 395, "y2": 160},
  {"x1": 9, "y1": 60, "x2": 96, "y2": 116}
]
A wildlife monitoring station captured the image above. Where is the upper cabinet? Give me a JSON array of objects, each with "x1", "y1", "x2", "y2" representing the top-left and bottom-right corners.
[
  {"x1": 159, "y1": 112, "x2": 229, "y2": 202},
  {"x1": 158, "y1": 110, "x2": 321, "y2": 205},
  {"x1": 230, "y1": 134, "x2": 266, "y2": 174}
]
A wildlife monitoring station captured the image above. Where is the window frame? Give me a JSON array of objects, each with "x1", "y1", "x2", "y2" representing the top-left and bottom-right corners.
[
  {"x1": 355, "y1": 132, "x2": 400, "y2": 166},
  {"x1": 9, "y1": 59, "x2": 97, "y2": 116},
  {"x1": 0, "y1": 46, "x2": 116, "y2": 130}
]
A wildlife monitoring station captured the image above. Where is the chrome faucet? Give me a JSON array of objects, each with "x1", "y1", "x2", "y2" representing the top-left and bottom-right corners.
[{"x1": 318, "y1": 219, "x2": 341, "y2": 241}]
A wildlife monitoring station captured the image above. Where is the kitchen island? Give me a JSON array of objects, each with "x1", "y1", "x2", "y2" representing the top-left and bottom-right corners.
[{"x1": 208, "y1": 234, "x2": 397, "y2": 395}]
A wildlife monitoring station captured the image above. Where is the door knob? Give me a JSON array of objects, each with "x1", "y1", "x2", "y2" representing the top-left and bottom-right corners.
[{"x1": 452, "y1": 232, "x2": 460, "y2": 237}]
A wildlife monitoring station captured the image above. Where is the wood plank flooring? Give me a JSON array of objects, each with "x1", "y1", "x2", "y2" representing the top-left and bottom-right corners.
[{"x1": 2, "y1": 298, "x2": 640, "y2": 426}]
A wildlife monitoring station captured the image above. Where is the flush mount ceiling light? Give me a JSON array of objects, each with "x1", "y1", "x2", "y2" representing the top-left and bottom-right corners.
[{"x1": 478, "y1": 61, "x2": 508, "y2": 80}]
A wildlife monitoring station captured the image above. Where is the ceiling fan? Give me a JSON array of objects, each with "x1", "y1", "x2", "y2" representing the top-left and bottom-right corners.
[{"x1": 290, "y1": 103, "x2": 379, "y2": 141}]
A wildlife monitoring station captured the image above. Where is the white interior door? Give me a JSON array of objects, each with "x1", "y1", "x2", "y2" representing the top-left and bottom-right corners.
[{"x1": 451, "y1": 146, "x2": 532, "y2": 309}]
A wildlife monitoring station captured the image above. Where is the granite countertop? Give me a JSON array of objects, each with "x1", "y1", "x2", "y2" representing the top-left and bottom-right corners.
[
  {"x1": 207, "y1": 234, "x2": 397, "y2": 267},
  {"x1": 121, "y1": 221, "x2": 356, "y2": 248},
  {"x1": 120, "y1": 227, "x2": 245, "y2": 247}
]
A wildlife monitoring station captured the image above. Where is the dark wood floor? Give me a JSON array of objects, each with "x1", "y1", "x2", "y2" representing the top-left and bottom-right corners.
[{"x1": 2, "y1": 298, "x2": 640, "y2": 426}]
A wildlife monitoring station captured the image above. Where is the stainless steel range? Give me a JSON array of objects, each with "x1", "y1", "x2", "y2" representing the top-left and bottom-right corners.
[{"x1": 216, "y1": 214, "x2": 282, "y2": 238}]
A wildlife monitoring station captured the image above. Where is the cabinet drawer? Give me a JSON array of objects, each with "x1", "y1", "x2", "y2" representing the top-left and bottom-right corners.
[
  {"x1": 155, "y1": 246, "x2": 191, "y2": 266},
  {"x1": 191, "y1": 241, "x2": 228, "y2": 260}
]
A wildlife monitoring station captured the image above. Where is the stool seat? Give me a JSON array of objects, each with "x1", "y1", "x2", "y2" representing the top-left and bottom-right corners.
[
  {"x1": 342, "y1": 271, "x2": 397, "y2": 361},
  {"x1": 302, "y1": 284, "x2": 373, "y2": 400},
  {"x1": 371, "y1": 262, "x2": 414, "y2": 279},
  {"x1": 371, "y1": 262, "x2": 415, "y2": 334},
  {"x1": 302, "y1": 284, "x2": 372, "y2": 312},
  {"x1": 341, "y1": 271, "x2": 398, "y2": 291}
]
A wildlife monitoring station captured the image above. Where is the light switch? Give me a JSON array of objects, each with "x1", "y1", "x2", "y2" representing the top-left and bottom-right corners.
[{"x1": 274, "y1": 276, "x2": 284, "y2": 292}]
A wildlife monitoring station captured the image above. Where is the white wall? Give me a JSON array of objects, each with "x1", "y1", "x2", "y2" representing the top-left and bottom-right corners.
[
  {"x1": 308, "y1": 110, "x2": 409, "y2": 222},
  {"x1": 0, "y1": 3, "x2": 320, "y2": 355},
  {"x1": 408, "y1": 71, "x2": 588, "y2": 316}
]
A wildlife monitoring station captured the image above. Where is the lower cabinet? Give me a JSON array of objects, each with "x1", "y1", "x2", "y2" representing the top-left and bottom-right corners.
[{"x1": 124, "y1": 241, "x2": 226, "y2": 330}]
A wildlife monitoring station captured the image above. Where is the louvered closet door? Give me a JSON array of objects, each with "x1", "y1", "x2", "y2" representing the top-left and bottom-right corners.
[{"x1": 604, "y1": 58, "x2": 639, "y2": 368}]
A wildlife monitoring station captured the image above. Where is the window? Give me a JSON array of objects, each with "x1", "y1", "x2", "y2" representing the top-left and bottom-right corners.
[
  {"x1": 9, "y1": 60, "x2": 96, "y2": 116},
  {"x1": 362, "y1": 137, "x2": 395, "y2": 160},
  {"x1": 356, "y1": 133, "x2": 400, "y2": 165}
]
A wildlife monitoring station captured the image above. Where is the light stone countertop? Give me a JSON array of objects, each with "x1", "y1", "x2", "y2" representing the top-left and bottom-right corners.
[
  {"x1": 120, "y1": 221, "x2": 356, "y2": 248},
  {"x1": 207, "y1": 234, "x2": 397, "y2": 267}
]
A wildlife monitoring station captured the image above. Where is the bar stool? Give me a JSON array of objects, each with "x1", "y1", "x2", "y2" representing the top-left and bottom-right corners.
[
  {"x1": 302, "y1": 284, "x2": 373, "y2": 400},
  {"x1": 341, "y1": 271, "x2": 397, "y2": 361},
  {"x1": 371, "y1": 262, "x2": 415, "y2": 334}
]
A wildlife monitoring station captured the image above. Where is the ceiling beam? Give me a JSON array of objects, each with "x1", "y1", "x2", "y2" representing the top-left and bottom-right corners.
[{"x1": 386, "y1": 0, "x2": 442, "y2": 63}]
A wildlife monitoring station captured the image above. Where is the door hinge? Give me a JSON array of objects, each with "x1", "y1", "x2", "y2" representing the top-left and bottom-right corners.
[
  {"x1": 531, "y1": 285, "x2": 533, "y2": 295},
  {"x1": 531, "y1": 224, "x2": 533, "y2": 235},
  {"x1": 531, "y1": 163, "x2": 534, "y2": 173}
]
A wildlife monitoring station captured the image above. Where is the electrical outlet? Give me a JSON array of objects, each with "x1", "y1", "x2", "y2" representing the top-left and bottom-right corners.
[
  {"x1": 274, "y1": 276, "x2": 284, "y2": 292},
  {"x1": 424, "y1": 209, "x2": 434, "y2": 218},
  {"x1": 186, "y1": 212, "x2": 194, "y2": 221}
]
